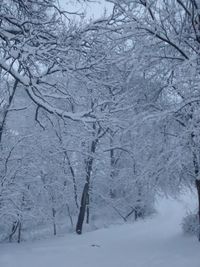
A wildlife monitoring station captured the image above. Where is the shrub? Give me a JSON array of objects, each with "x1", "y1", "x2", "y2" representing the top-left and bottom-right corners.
[{"x1": 182, "y1": 212, "x2": 199, "y2": 237}]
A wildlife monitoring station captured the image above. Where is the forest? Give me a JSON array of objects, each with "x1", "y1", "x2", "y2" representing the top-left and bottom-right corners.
[{"x1": 0, "y1": 0, "x2": 200, "y2": 250}]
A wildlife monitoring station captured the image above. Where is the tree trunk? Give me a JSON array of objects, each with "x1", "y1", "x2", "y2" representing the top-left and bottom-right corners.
[
  {"x1": 110, "y1": 133, "x2": 115, "y2": 198},
  {"x1": 52, "y1": 208, "x2": 57, "y2": 236},
  {"x1": 76, "y1": 123, "x2": 107, "y2": 234},
  {"x1": 196, "y1": 179, "x2": 200, "y2": 241},
  {"x1": 9, "y1": 221, "x2": 19, "y2": 242},
  {"x1": 17, "y1": 222, "x2": 21, "y2": 243},
  {"x1": 86, "y1": 203, "x2": 90, "y2": 224},
  {"x1": 76, "y1": 183, "x2": 89, "y2": 234},
  {"x1": 86, "y1": 185, "x2": 90, "y2": 224}
]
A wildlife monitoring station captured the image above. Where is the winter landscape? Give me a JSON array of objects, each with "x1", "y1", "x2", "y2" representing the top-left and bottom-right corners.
[{"x1": 0, "y1": 0, "x2": 200, "y2": 266}]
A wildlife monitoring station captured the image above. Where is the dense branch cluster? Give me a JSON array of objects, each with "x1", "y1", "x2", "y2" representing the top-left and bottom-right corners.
[{"x1": 0, "y1": 0, "x2": 200, "y2": 242}]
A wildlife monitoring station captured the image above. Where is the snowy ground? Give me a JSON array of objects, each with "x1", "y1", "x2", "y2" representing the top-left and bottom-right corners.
[{"x1": 0, "y1": 195, "x2": 199, "y2": 267}]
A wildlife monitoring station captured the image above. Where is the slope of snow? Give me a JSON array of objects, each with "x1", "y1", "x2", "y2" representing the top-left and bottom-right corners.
[{"x1": 0, "y1": 196, "x2": 199, "y2": 267}]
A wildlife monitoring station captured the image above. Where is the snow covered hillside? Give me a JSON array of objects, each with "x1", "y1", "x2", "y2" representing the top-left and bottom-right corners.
[{"x1": 0, "y1": 197, "x2": 199, "y2": 267}]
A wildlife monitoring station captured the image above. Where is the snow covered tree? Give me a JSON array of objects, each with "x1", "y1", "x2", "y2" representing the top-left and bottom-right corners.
[{"x1": 104, "y1": 0, "x2": 200, "y2": 240}]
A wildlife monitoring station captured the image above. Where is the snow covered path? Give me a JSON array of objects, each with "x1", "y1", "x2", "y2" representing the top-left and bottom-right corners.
[{"x1": 0, "y1": 197, "x2": 199, "y2": 267}]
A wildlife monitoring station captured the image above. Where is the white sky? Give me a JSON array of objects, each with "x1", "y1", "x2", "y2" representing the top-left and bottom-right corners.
[{"x1": 58, "y1": 0, "x2": 113, "y2": 20}]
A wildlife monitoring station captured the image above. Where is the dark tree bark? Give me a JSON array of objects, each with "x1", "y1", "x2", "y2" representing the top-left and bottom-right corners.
[
  {"x1": 52, "y1": 208, "x2": 57, "y2": 236},
  {"x1": 76, "y1": 132, "x2": 96, "y2": 234},
  {"x1": 9, "y1": 219, "x2": 22, "y2": 243},
  {"x1": 17, "y1": 222, "x2": 21, "y2": 243},
  {"x1": 110, "y1": 131, "x2": 116, "y2": 198},
  {"x1": 76, "y1": 123, "x2": 108, "y2": 234},
  {"x1": 76, "y1": 146, "x2": 94, "y2": 234},
  {"x1": 76, "y1": 183, "x2": 89, "y2": 234},
  {"x1": 9, "y1": 221, "x2": 19, "y2": 242},
  {"x1": 76, "y1": 123, "x2": 104, "y2": 234}
]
